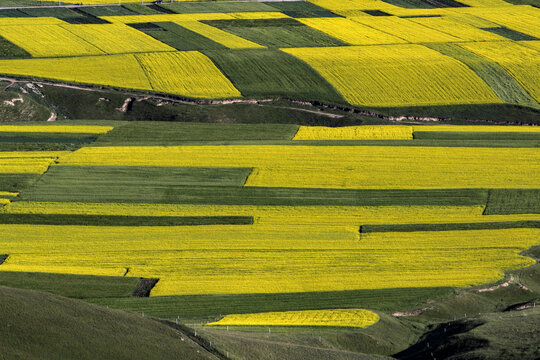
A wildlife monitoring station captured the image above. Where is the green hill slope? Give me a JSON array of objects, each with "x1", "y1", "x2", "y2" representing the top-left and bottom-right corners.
[{"x1": 0, "y1": 286, "x2": 217, "y2": 360}]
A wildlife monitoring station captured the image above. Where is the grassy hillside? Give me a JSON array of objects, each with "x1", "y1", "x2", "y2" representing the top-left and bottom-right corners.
[{"x1": 0, "y1": 286, "x2": 217, "y2": 360}]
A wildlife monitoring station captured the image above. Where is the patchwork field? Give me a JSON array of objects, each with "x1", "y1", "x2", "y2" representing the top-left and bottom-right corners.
[
  {"x1": 0, "y1": 0, "x2": 536, "y2": 110},
  {"x1": 0, "y1": 0, "x2": 539, "y2": 358}
]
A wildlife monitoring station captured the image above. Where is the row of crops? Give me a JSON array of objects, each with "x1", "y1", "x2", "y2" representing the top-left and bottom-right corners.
[
  {"x1": 0, "y1": 0, "x2": 537, "y2": 108},
  {"x1": 0, "y1": 123, "x2": 539, "y2": 327}
]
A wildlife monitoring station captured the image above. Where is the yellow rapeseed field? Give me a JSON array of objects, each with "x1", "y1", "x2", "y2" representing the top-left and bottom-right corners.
[
  {"x1": 0, "y1": 151, "x2": 67, "y2": 174},
  {"x1": 0, "y1": 54, "x2": 152, "y2": 91},
  {"x1": 464, "y1": 6, "x2": 540, "y2": 38},
  {"x1": 0, "y1": 199, "x2": 10, "y2": 206},
  {"x1": 58, "y1": 145, "x2": 540, "y2": 189},
  {"x1": 297, "y1": 18, "x2": 406, "y2": 45},
  {"x1": 293, "y1": 125, "x2": 414, "y2": 140},
  {"x1": 135, "y1": 51, "x2": 241, "y2": 98},
  {"x1": 59, "y1": 23, "x2": 176, "y2": 54},
  {"x1": 0, "y1": 25, "x2": 103, "y2": 57},
  {"x1": 350, "y1": 17, "x2": 461, "y2": 43},
  {"x1": 5, "y1": 202, "x2": 540, "y2": 227},
  {"x1": 0, "y1": 226, "x2": 537, "y2": 295},
  {"x1": 206, "y1": 309, "x2": 380, "y2": 328},
  {"x1": 0, "y1": 125, "x2": 113, "y2": 134},
  {"x1": 459, "y1": 41, "x2": 540, "y2": 102},
  {"x1": 408, "y1": 16, "x2": 505, "y2": 41},
  {"x1": 0, "y1": 158, "x2": 58, "y2": 174},
  {"x1": 0, "y1": 52, "x2": 239, "y2": 99},
  {"x1": 282, "y1": 45, "x2": 501, "y2": 107},
  {"x1": 0, "y1": 192, "x2": 17, "y2": 197}
]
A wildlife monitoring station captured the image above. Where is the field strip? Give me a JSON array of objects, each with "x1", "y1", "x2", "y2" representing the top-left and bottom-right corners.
[
  {"x1": 206, "y1": 309, "x2": 380, "y2": 328},
  {"x1": 3, "y1": 202, "x2": 540, "y2": 227},
  {"x1": 0, "y1": 51, "x2": 240, "y2": 99},
  {"x1": 0, "y1": 125, "x2": 114, "y2": 134},
  {"x1": 282, "y1": 45, "x2": 502, "y2": 107},
  {"x1": 361, "y1": 221, "x2": 540, "y2": 233},
  {"x1": 293, "y1": 126, "x2": 414, "y2": 140},
  {"x1": 0, "y1": 214, "x2": 254, "y2": 226},
  {"x1": 0, "y1": 227, "x2": 538, "y2": 295},
  {"x1": 55, "y1": 145, "x2": 540, "y2": 189}
]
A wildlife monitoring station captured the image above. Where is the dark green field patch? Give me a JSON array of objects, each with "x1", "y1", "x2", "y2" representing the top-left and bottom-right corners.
[
  {"x1": 78, "y1": 5, "x2": 138, "y2": 17},
  {"x1": 159, "y1": 1, "x2": 278, "y2": 13},
  {"x1": 481, "y1": 27, "x2": 537, "y2": 41},
  {"x1": 382, "y1": 0, "x2": 435, "y2": 8},
  {"x1": 0, "y1": 9, "x2": 30, "y2": 17},
  {"x1": 20, "y1": 177, "x2": 488, "y2": 206},
  {"x1": 202, "y1": 18, "x2": 346, "y2": 48},
  {"x1": 262, "y1": 1, "x2": 339, "y2": 17},
  {"x1": 203, "y1": 49, "x2": 346, "y2": 103},
  {"x1": 0, "y1": 35, "x2": 31, "y2": 59},
  {"x1": 413, "y1": 131, "x2": 540, "y2": 141},
  {"x1": 19, "y1": 7, "x2": 85, "y2": 18},
  {"x1": 0, "y1": 143, "x2": 82, "y2": 151},
  {"x1": 484, "y1": 189, "x2": 540, "y2": 215},
  {"x1": 427, "y1": 43, "x2": 539, "y2": 108},
  {"x1": 0, "y1": 132, "x2": 97, "y2": 144},
  {"x1": 0, "y1": 254, "x2": 7, "y2": 265},
  {"x1": 131, "y1": 22, "x2": 227, "y2": 51},
  {"x1": 0, "y1": 174, "x2": 41, "y2": 193},
  {"x1": 0, "y1": 214, "x2": 253, "y2": 226},
  {"x1": 89, "y1": 287, "x2": 454, "y2": 319},
  {"x1": 121, "y1": 3, "x2": 162, "y2": 15},
  {"x1": 147, "y1": 4, "x2": 176, "y2": 14},
  {"x1": 361, "y1": 221, "x2": 540, "y2": 233},
  {"x1": 93, "y1": 122, "x2": 298, "y2": 145},
  {"x1": 0, "y1": 271, "x2": 139, "y2": 299}
]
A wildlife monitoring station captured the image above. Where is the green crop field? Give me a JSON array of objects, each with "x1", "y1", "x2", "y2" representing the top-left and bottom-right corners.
[{"x1": 0, "y1": 0, "x2": 538, "y2": 359}]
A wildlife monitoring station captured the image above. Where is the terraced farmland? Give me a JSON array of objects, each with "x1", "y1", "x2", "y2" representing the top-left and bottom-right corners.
[
  {"x1": 0, "y1": 0, "x2": 539, "y2": 359},
  {"x1": 0, "y1": 0, "x2": 535, "y2": 110}
]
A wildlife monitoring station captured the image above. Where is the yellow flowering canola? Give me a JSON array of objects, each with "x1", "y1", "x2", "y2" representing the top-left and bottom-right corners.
[
  {"x1": 58, "y1": 23, "x2": 176, "y2": 54},
  {"x1": 0, "y1": 25, "x2": 103, "y2": 57},
  {"x1": 0, "y1": 52, "x2": 240, "y2": 99},
  {"x1": 206, "y1": 309, "x2": 380, "y2": 328},
  {"x1": 0, "y1": 226, "x2": 537, "y2": 295},
  {"x1": 349, "y1": 16, "x2": 461, "y2": 43},
  {"x1": 282, "y1": 45, "x2": 501, "y2": 107},
  {"x1": 293, "y1": 125, "x2": 540, "y2": 140},
  {"x1": 0, "y1": 192, "x2": 17, "y2": 196},
  {"x1": 298, "y1": 18, "x2": 406, "y2": 45},
  {"x1": 58, "y1": 145, "x2": 540, "y2": 189},
  {"x1": 293, "y1": 125, "x2": 413, "y2": 140},
  {"x1": 0, "y1": 151, "x2": 68, "y2": 174},
  {"x1": 0, "y1": 125, "x2": 113, "y2": 134},
  {"x1": 407, "y1": 16, "x2": 505, "y2": 42}
]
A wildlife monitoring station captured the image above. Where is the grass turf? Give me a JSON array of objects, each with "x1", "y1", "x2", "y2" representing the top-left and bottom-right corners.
[
  {"x1": 0, "y1": 271, "x2": 139, "y2": 299},
  {"x1": 0, "y1": 286, "x2": 215, "y2": 360},
  {"x1": 88, "y1": 287, "x2": 455, "y2": 319}
]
